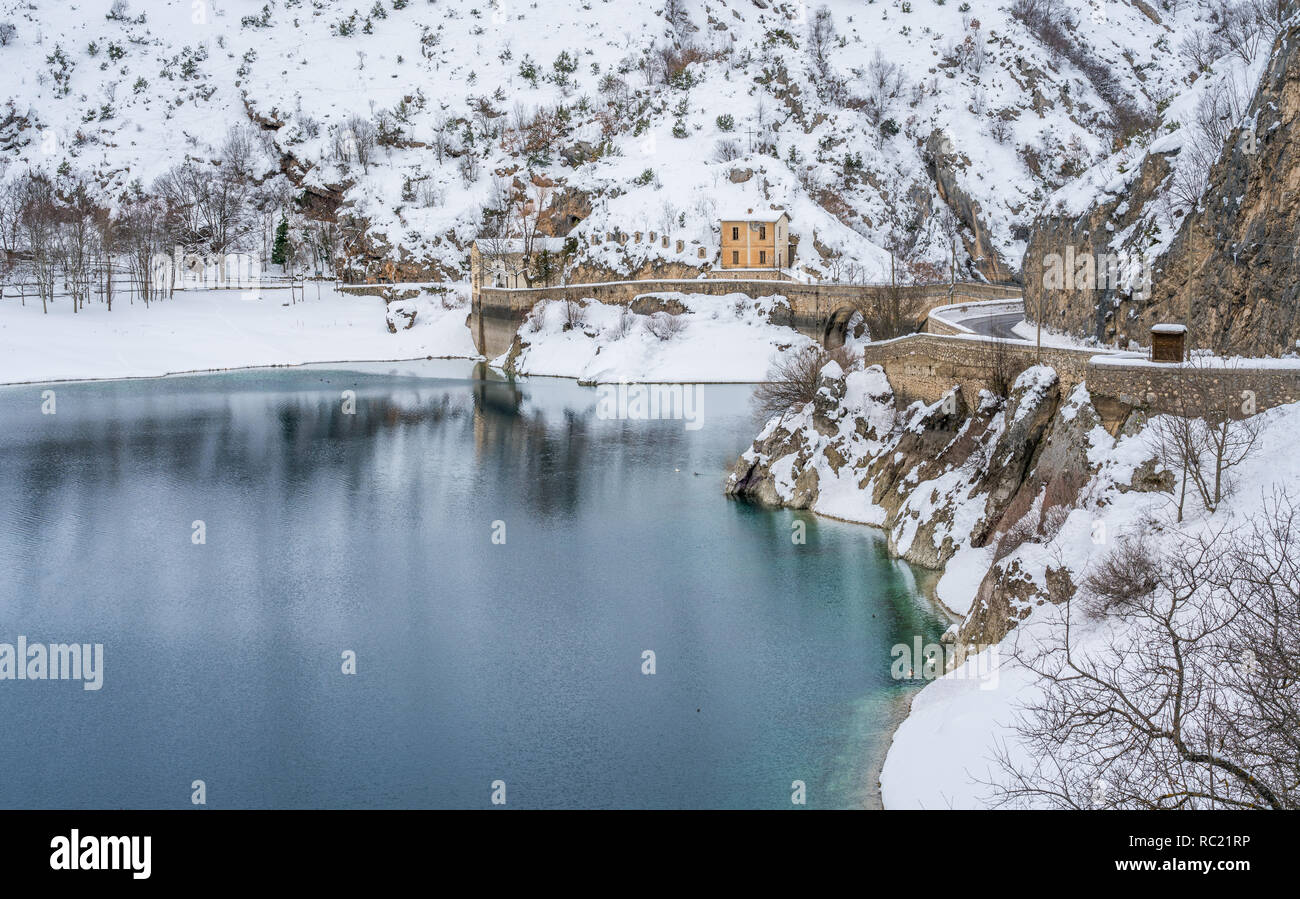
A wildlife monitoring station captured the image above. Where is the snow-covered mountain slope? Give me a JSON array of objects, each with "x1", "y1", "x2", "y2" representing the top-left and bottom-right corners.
[
  {"x1": 0, "y1": 0, "x2": 1204, "y2": 282},
  {"x1": 1025, "y1": 6, "x2": 1300, "y2": 356}
]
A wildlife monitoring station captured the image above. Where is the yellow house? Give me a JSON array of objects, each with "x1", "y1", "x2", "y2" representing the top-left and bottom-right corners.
[{"x1": 719, "y1": 210, "x2": 791, "y2": 271}]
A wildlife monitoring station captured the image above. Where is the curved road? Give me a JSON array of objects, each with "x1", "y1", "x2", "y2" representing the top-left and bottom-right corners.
[{"x1": 962, "y1": 311, "x2": 1024, "y2": 340}]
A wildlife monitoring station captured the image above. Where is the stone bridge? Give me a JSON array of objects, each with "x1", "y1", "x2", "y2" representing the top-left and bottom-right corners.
[
  {"x1": 469, "y1": 278, "x2": 1023, "y2": 358},
  {"x1": 468, "y1": 279, "x2": 1300, "y2": 426}
]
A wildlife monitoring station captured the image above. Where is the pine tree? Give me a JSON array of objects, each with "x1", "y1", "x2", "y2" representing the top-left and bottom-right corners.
[
  {"x1": 534, "y1": 248, "x2": 553, "y2": 287},
  {"x1": 271, "y1": 215, "x2": 290, "y2": 266}
]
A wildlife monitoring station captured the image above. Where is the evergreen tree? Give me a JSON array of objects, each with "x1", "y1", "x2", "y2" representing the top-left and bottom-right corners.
[
  {"x1": 534, "y1": 248, "x2": 553, "y2": 287},
  {"x1": 271, "y1": 215, "x2": 290, "y2": 266}
]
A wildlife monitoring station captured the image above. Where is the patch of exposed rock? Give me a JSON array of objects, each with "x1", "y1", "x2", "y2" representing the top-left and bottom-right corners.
[
  {"x1": 1023, "y1": 22, "x2": 1300, "y2": 356},
  {"x1": 726, "y1": 364, "x2": 1174, "y2": 646}
]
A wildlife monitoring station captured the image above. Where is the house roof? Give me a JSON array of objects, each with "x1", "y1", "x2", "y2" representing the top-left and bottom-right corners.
[{"x1": 718, "y1": 208, "x2": 790, "y2": 223}]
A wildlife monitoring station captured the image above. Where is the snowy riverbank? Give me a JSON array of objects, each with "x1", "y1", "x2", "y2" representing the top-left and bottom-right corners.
[{"x1": 0, "y1": 284, "x2": 480, "y2": 385}]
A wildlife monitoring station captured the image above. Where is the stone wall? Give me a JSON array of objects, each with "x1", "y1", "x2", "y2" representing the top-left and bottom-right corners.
[
  {"x1": 1086, "y1": 359, "x2": 1300, "y2": 417},
  {"x1": 471, "y1": 278, "x2": 1022, "y2": 355},
  {"x1": 924, "y1": 315, "x2": 968, "y2": 337},
  {"x1": 861, "y1": 332, "x2": 1300, "y2": 424},
  {"x1": 860, "y1": 333, "x2": 1096, "y2": 407}
]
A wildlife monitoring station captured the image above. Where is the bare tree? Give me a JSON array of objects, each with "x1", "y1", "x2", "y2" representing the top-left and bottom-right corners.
[
  {"x1": 1150, "y1": 359, "x2": 1263, "y2": 521},
  {"x1": 806, "y1": 5, "x2": 836, "y2": 84},
  {"x1": 662, "y1": 0, "x2": 693, "y2": 40},
  {"x1": 18, "y1": 173, "x2": 58, "y2": 313},
  {"x1": 853, "y1": 284, "x2": 929, "y2": 342},
  {"x1": 476, "y1": 177, "x2": 521, "y2": 287},
  {"x1": 992, "y1": 493, "x2": 1300, "y2": 810},
  {"x1": 1170, "y1": 71, "x2": 1249, "y2": 211},
  {"x1": 511, "y1": 180, "x2": 552, "y2": 285},
  {"x1": 301, "y1": 219, "x2": 340, "y2": 280},
  {"x1": 118, "y1": 189, "x2": 170, "y2": 304},
  {"x1": 56, "y1": 181, "x2": 95, "y2": 313},
  {"x1": 220, "y1": 124, "x2": 261, "y2": 183},
  {"x1": 752, "y1": 344, "x2": 857, "y2": 423},
  {"x1": 1207, "y1": 0, "x2": 1294, "y2": 66},
  {"x1": 431, "y1": 111, "x2": 453, "y2": 164},
  {"x1": 95, "y1": 210, "x2": 120, "y2": 312},
  {"x1": 0, "y1": 179, "x2": 21, "y2": 262},
  {"x1": 978, "y1": 329, "x2": 1016, "y2": 397},
  {"x1": 861, "y1": 49, "x2": 904, "y2": 131},
  {"x1": 155, "y1": 158, "x2": 254, "y2": 257}
]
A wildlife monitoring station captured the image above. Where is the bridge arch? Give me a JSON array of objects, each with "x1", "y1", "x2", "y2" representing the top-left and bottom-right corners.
[{"x1": 822, "y1": 305, "x2": 863, "y2": 349}]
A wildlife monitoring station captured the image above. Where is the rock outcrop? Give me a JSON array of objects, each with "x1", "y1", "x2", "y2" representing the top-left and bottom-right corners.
[
  {"x1": 925, "y1": 130, "x2": 1016, "y2": 285},
  {"x1": 1024, "y1": 22, "x2": 1300, "y2": 356},
  {"x1": 727, "y1": 363, "x2": 1173, "y2": 645}
]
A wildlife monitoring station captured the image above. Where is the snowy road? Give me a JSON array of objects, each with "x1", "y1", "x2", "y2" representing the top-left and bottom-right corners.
[
  {"x1": 928, "y1": 299, "x2": 1027, "y2": 340},
  {"x1": 961, "y1": 311, "x2": 1025, "y2": 340}
]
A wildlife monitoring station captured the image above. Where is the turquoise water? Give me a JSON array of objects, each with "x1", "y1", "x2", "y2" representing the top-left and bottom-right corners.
[{"x1": 0, "y1": 361, "x2": 946, "y2": 809}]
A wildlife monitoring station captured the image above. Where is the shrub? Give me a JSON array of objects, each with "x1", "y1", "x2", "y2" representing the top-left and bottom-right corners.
[
  {"x1": 752, "y1": 345, "x2": 857, "y2": 422},
  {"x1": 614, "y1": 307, "x2": 637, "y2": 339},
  {"x1": 713, "y1": 138, "x2": 742, "y2": 162},
  {"x1": 563, "y1": 299, "x2": 586, "y2": 331},
  {"x1": 1081, "y1": 534, "x2": 1161, "y2": 618},
  {"x1": 646, "y1": 311, "x2": 688, "y2": 341}
]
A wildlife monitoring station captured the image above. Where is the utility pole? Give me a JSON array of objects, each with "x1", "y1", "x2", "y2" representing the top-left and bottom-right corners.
[{"x1": 1036, "y1": 289, "x2": 1043, "y2": 363}]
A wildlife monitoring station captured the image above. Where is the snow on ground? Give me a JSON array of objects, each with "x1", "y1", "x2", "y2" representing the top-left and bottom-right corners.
[
  {"x1": 1010, "y1": 319, "x2": 1109, "y2": 350},
  {"x1": 882, "y1": 395, "x2": 1300, "y2": 809},
  {"x1": 496, "y1": 291, "x2": 816, "y2": 383},
  {"x1": 0, "y1": 283, "x2": 478, "y2": 384}
]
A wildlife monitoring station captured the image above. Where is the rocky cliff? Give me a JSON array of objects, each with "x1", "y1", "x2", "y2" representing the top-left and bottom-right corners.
[
  {"x1": 1024, "y1": 22, "x2": 1300, "y2": 356},
  {"x1": 726, "y1": 362, "x2": 1172, "y2": 646}
]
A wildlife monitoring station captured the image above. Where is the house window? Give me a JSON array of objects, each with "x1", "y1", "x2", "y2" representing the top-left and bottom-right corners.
[
  {"x1": 731, "y1": 227, "x2": 739, "y2": 241},
  {"x1": 732, "y1": 250, "x2": 740, "y2": 265},
  {"x1": 759, "y1": 250, "x2": 767, "y2": 265},
  {"x1": 759, "y1": 226, "x2": 767, "y2": 240}
]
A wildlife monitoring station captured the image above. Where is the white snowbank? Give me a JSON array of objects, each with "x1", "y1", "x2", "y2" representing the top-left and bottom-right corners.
[
  {"x1": 496, "y1": 292, "x2": 816, "y2": 383},
  {"x1": 0, "y1": 284, "x2": 479, "y2": 384}
]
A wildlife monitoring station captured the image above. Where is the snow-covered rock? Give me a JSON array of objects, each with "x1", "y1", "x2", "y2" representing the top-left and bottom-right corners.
[{"x1": 497, "y1": 291, "x2": 814, "y2": 383}]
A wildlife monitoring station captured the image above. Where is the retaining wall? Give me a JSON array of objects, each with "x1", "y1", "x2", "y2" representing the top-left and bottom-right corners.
[{"x1": 863, "y1": 332, "x2": 1300, "y2": 425}]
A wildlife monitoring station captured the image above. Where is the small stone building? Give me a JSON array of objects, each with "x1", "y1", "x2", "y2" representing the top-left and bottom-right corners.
[
  {"x1": 718, "y1": 210, "x2": 791, "y2": 272},
  {"x1": 470, "y1": 237, "x2": 568, "y2": 289}
]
